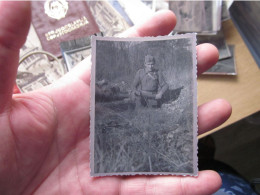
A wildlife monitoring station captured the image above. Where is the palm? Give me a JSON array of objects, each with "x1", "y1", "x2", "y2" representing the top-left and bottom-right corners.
[
  {"x1": 0, "y1": 76, "x2": 87, "y2": 193},
  {"x1": 0, "y1": 2, "x2": 232, "y2": 195},
  {"x1": 3, "y1": 86, "x2": 213, "y2": 195}
]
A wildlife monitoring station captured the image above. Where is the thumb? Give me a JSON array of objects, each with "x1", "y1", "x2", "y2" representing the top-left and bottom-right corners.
[{"x1": 0, "y1": 2, "x2": 31, "y2": 112}]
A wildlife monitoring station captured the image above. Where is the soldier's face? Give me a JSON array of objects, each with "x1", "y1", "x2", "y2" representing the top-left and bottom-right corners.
[{"x1": 144, "y1": 62, "x2": 155, "y2": 72}]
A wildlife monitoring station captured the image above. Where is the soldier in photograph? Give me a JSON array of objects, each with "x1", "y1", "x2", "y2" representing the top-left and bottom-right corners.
[{"x1": 131, "y1": 54, "x2": 168, "y2": 108}]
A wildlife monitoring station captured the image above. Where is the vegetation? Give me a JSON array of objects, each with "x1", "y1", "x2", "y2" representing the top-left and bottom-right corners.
[{"x1": 94, "y1": 86, "x2": 194, "y2": 174}]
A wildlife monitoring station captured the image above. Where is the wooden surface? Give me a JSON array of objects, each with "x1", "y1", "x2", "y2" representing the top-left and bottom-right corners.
[{"x1": 198, "y1": 20, "x2": 260, "y2": 139}]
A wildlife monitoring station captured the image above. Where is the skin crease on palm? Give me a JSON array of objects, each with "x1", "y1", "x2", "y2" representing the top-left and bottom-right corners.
[{"x1": 0, "y1": 2, "x2": 232, "y2": 195}]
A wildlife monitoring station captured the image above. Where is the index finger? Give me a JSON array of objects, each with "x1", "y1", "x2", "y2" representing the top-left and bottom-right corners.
[
  {"x1": 68, "y1": 10, "x2": 177, "y2": 86},
  {"x1": 120, "y1": 10, "x2": 176, "y2": 37},
  {"x1": 0, "y1": 2, "x2": 31, "y2": 111},
  {"x1": 70, "y1": 10, "x2": 218, "y2": 84},
  {"x1": 121, "y1": 10, "x2": 219, "y2": 75}
]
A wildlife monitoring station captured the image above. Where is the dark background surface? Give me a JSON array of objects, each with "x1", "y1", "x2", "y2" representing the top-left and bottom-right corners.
[{"x1": 199, "y1": 111, "x2": 260, "y2": 193}]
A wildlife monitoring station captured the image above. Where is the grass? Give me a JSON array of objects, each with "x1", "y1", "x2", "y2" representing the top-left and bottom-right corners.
[{"x1": 94, "y1": 86, "x2": 195, "y2": 174}]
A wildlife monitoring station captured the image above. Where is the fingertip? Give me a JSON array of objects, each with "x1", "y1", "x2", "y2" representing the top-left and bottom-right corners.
[
  {"x1": 153, "y1": 9, "x2": 176, "y2": 34},
  {"x1": 180, "y1": 170, "x2": 222, "y2": 195},
  {"x1": 198, "y1": 170, "x2": 222, "y2": 193},
  {"x1": 198, "y1": 99, "x2": 232, "y2": 135},
  {"x1": 140, "y1": 9, "x2": 176, "y2": 36},
  {"x1": 214, "y1": 98, "x2": 232, "y2": 115},
  {"x1": 197, "y1": 43, "x2": 219, "y2": 75},
  {"x1": 121, "y1": 10, "x2": 176, "y2": 37},
  {"x1": 0, "y1": 1, "x2": 31, "y2": 110},
  {"x1": 0, "y1": 1, "x2": 31, "y2": 49},
  {"x1": 211, "y1": 98, "x2": 232, "y2": 123}
]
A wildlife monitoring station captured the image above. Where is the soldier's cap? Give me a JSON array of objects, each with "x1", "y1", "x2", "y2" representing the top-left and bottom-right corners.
[{"x1": 145, "y1": 55, "x2": 155, "y2": 64}]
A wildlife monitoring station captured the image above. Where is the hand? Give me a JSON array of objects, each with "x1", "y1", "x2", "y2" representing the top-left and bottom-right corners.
[
  {"x1": 155, "y1": 93, "x2": 162, "y2": 100},
  {"x1": 0, "y1": 2, "x2": 231, "y2": 195},
  {"x1": 134, "y1": 90, "x2": 141, "y2": 96}
]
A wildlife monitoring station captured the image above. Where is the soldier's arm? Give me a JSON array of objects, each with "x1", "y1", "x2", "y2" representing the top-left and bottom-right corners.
[
  {"x1": 159, "y1": 83, "x2": 168, "y2": 95},
  {"x1": 157, "y1": 71, "x2": 169, "y2": 96}
]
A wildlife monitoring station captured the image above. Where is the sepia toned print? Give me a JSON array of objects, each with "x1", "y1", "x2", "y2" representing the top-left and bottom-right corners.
[{"x1": 90, "y1": 35, "x2": 197, "y2": 176}]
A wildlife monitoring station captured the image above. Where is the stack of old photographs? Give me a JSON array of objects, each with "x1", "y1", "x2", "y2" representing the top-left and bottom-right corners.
[
  {"x1": 17, "y1": 1, "x2": 100, "y2": 93},
  {"x1": 138, "y1": 0, "x2": 231, "y2": 34},
  {"x1": 197, "y1": 31, "x2": 237, "y2": 75},
  {"x1": 17, "y1": 1, "x2": 133, "y2": 92},
  {"x1": 60, "y1": 1, "x2": 132, "y2": 71},
  {"x1": 168, "y1": 0, "x2": 236, "y2": 75}
]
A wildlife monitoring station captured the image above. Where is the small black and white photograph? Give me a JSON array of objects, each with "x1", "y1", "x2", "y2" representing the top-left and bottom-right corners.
[
  {"x1": 90, "y1": 35, "x2": 197, "y2": 176},
  {"x1": 169, "y1": 1, "x2": 222, "y2": 33}
]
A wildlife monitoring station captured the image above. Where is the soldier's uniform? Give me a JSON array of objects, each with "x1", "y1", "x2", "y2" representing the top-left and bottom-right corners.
[{"x1": 132, "y1": 55, "x2": 168, "y2": 108}]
